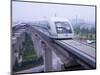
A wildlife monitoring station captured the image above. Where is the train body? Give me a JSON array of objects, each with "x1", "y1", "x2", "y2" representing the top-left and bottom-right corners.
[
  {"x1": 14, "y1": 17, "x2": 74, "y2": 40},
  {"x1": 47, "y1": 17, "x2": 74, "y2": 40}
]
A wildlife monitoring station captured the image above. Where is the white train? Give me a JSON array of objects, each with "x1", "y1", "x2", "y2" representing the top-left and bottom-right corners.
[
  {"x1": 47, "y1": 17, "x2": 74, "y2": 39},
  {"x1": 33, "y1": 17, "x2": 74, "y2": 39},
  {"x1": 29, "y1": 17, "x2": 74, "y2": 40}
]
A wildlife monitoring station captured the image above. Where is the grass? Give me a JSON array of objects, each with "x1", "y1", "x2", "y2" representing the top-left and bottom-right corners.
[{"x1": 21, "y1": 32, "x2": 38, "y2": 62}]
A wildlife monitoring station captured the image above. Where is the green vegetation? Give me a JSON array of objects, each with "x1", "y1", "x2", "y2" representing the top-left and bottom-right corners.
[
  {"x1": 13, "y1": 56, "x2": 43, "y2": 72},
  {"x1": 74, "y1": 26, "x2": 96, "y2": 40},
  {"x1": 21, "y1": 32, "x2": 38, "y2": 62},
  {"x1": 13, "y1": 32, "x2": 43, "y2": 72}
]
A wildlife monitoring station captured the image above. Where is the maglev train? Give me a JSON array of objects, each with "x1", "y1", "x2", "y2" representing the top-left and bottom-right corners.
[
  {"x1": 46, "y1": 17, "x2": 74, "y2": 40},
  {"x1": 16, "y1": 17, "x2": 74, "y2": 40}
]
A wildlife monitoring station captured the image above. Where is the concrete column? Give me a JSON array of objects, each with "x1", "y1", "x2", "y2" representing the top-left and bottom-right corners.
[
  {"x1": 41, "y1": 41, "x2": 52, "y2": 72},
  {"x1": 52, "y1": 51, "x2": 64, "y2": 71}
]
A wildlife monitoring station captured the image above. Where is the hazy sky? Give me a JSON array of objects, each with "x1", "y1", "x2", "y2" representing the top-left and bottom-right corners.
[{"x1": 12, "y1": 1, "x2": 95, "y2": 23}]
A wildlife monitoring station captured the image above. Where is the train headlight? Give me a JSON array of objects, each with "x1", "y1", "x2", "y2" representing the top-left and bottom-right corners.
[
  {"x1": 66, "y1": 27, "x2": 70, "y2": 30},
  {"x1": 58, "y1": 28, "x2": 63, "y2": 31}
]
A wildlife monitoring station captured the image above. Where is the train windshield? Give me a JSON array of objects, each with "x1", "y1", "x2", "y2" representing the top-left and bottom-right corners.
[{"x1": 55, "y1": 22, "x2": 72, "y2": 34}]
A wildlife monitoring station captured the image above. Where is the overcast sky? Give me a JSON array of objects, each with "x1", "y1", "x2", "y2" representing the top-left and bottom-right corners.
[{"x1": 12, "y1": 1, "x2": 95, "y2": 23}]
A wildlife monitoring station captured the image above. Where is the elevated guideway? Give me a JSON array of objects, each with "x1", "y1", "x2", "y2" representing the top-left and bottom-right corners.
[
  {"x1": 30, "y1": 25, "x2": 96, "y2": 69},
  {"x1": 12, "y1": 24, "x2": 96, "y2": 74},
  {"x1": 54, "y1": 40, "x2": 95, "y2": 68}
]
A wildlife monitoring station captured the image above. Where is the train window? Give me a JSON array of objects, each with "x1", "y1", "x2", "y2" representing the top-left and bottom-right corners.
[
  {"x1": 40, "y1": 21, "x2": 50, "y2": 30},
  {"x1": 55, "y1": 22, "x2": 72, "y2": 34}
]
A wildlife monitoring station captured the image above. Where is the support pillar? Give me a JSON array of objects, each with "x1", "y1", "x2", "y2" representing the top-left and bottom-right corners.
[{"x1": 41, "y1": 41, "x2": 53, "y2": 72}]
